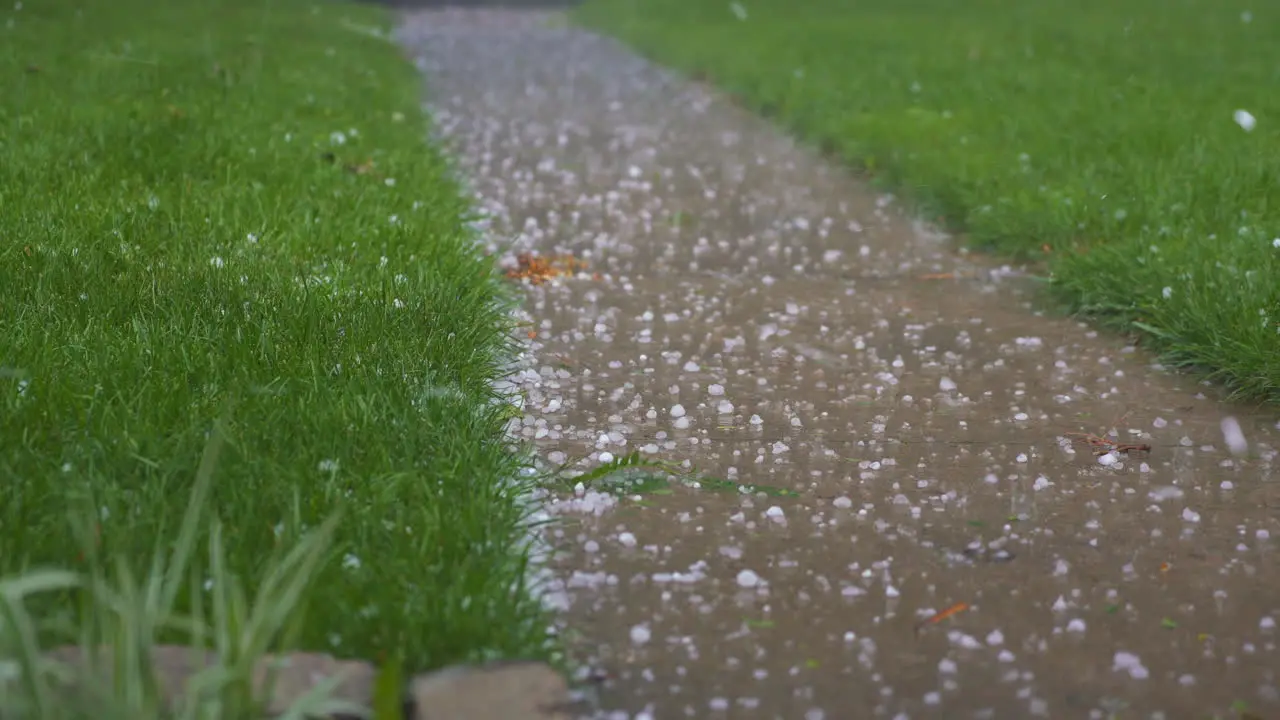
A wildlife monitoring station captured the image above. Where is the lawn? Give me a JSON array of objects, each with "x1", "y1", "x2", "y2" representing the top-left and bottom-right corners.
[
  {"x1": 575, "y1": 0, "x2": 1280, "y2": 404},
  {"x1": 0, "y1": 0, "x2": 555, "y2": 709}
]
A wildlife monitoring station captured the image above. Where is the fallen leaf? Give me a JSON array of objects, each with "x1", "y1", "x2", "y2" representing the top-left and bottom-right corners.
[
  {"x1": 505, "y1": 253, "x2": 588, "y2": 285},
  {"x1": 915, "y1": 602, "x2": 969, "y2": 634},
  {"x1": 346, "y1": 159, "x2": 377, "y2": 175}
]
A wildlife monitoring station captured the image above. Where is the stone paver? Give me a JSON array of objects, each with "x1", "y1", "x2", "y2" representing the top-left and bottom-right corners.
[
  {"x1": 398, "y1": 9, "x2": 1280, "y2": 719},
  {"x1": 32, "y1": 646, "x2": 574, "y2": 719}
]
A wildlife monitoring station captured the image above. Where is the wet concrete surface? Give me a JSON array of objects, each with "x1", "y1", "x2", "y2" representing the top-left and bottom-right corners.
[{"x1": 396, "y1": 9, "x2": 1280, "y2": 718}]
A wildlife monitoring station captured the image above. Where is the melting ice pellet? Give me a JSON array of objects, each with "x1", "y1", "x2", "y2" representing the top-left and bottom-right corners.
[
  {"x1": 1112, "y1": 651, "x2": 1149, "y2": 679},
  {"x1": 1221, "y1": 416, "x2": 1248, "y2": 455}
]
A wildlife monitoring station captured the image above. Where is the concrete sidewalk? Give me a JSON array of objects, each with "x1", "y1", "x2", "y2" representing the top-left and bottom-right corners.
[{"x1": 399, "y1": 9, "x2": 1280, "y2": 718}]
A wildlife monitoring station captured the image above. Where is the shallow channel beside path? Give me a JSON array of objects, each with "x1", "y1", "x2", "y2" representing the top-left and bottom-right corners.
[{"x1": 397, "y1": 9, "x2": 1280, "y2": 719}]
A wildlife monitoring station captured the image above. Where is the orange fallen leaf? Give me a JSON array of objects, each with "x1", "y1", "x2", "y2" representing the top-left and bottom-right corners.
[
  {"x1": 504, "y1": 253, "x2": 588, "y2": 285},
  {"x1": 915, "y1": 602, "x2": 969, "y2": 634}
]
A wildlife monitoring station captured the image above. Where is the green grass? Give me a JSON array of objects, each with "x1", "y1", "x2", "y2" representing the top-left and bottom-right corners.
[
  {"x1": 575, "y1": 0, "x2": 1280, "y2": 404},
  {"x1": 2, "y1": 423, "x2": 364, "y2": 718},
  {"x1": 0, "y1": 0, "x2": 558, "y2": 701}
]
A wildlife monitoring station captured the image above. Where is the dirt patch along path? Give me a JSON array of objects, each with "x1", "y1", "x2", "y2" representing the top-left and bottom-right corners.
[{"x1": 397, "y1": 10, "x2": 1280, "y2": 718}]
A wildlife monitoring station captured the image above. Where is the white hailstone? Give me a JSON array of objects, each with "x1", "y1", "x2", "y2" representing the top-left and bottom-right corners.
[
  {"x1": 1234, "y1": 109, "x2": 1257, "y2": 132},
  {"x1": 736, "y1": 569, "x2": 761, "y2": 588},
  {"x1": 1112, "y1": 651, "x2": 1149, "y2": 679},
  {"x1": 1220, "y1": 416, "x2": 1248, "y2": 456}
]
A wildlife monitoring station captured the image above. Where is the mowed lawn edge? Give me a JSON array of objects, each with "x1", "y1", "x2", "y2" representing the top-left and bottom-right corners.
[
  {"x1": 574, "y1": 0, "x2": 1280, "y2": 405},
  {"x1": 0, "y1": 0, "x2": 557, "y2": 682}
]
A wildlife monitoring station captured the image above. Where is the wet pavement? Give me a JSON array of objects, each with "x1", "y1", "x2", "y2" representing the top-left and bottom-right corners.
[{"x1": 396, "y1": 9, "x2": 1280, "y2": 719}]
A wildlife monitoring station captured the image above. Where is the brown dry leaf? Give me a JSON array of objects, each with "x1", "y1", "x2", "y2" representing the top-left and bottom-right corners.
[
  {"x1": 505, "y1": 253, "x2": 589, "y2": 285},
  {"x1": 347, "y1": 159, "x2": 377, "y2": 176}
]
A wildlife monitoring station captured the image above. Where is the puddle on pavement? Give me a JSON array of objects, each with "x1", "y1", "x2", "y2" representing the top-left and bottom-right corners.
[{"x1": 396, "y1": 10, "x2": 1280, "y2": 718}]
